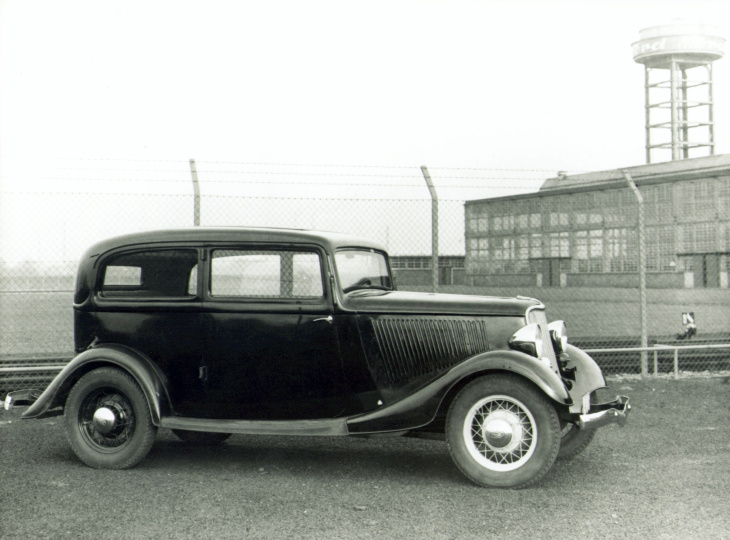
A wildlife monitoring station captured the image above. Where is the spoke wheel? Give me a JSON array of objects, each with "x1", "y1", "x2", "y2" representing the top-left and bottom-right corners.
[
  {"x1": 446, "y1": 374, "x2": 560, "y2": 488},
  {"x1": 65, "y1": 367, "x2": 157, "y2": 469},
  {"x1": 78, "y1": 387, "x2": 137, "y2": 452},
  {"x1": 464, "y1": 395, "x2": 537, "y2": 472}
]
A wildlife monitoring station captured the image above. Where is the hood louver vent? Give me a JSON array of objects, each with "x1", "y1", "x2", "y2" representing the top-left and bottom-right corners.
[{"x1": 371, "y1": 318, "x2": 489, "y2": 383}]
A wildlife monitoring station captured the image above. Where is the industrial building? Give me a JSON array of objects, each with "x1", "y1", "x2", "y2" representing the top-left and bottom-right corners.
[
  {"x1": 465, "y1": 22, "x2": 728, "y2": 291},
  {"x1": 464, "y1": 154, "x2": 730, "y2": 289}
]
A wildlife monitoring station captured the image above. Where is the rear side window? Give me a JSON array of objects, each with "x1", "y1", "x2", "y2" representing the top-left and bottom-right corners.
[
  {"x1": 211, "y1": 249, "x2": 323, "y2": 299},
  {"x1": 99, "y1": 249, "x2": 199, "y2": 298}
]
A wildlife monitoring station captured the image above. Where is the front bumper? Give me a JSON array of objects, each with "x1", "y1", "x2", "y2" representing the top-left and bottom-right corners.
[{"x1": 577, "y1": 395, "x2": 631, "y2": 430}]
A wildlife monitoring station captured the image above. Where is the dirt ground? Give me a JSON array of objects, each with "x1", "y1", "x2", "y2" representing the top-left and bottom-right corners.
[{"x1": 1, "y1": 375, "x2": 729, "y2": 539}]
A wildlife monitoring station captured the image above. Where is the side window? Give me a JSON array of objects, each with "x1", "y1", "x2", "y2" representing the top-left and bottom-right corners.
[
  {"x1": 211, "y1": 249, "x2": 323, "y2": 299},
  {"x1": 100, "y1": 249, "x2": 199, "y2": 298}
]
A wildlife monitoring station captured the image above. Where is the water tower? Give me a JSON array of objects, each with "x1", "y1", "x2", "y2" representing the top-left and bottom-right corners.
[{"x1": 633, "y1": 22, "x2": 725, "y2": 163}]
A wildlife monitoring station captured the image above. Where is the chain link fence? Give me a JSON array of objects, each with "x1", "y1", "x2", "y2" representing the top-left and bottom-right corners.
[{"x1": 2, "y1": 159, "x2": 729, "y2": 396}]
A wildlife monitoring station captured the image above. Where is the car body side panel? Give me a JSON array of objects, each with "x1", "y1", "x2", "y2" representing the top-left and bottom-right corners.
[
  {"x1": 202, "y1": 308, "x2": 352, "y2": 420},
  {"x1": 91, "y1": 309, "x2": 205, "y2": 416}
]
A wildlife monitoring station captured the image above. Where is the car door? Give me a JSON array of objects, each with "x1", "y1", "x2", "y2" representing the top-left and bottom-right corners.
[
  {"x1": 201, "y1": 245, "x2": 349, "y2": 420},
  {"x1": 93, "y1": 247, "x2": 205, "y2": 417}
]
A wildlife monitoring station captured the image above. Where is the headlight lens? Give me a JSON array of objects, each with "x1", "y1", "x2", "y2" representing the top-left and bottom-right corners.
[
  {"x1": 548, "y1": 320, "x2": 568, "y2": 353},
  {"x1": 509, "y1": 323, "x2": 544, "y2": 358}
]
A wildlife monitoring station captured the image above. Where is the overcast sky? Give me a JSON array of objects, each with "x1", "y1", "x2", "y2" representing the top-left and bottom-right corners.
[
  {"x1": 1, "y1": 0, "x2": 728, "y2": 261},
  {"x1": 2, "y1": 0, "x2": 728, "y2": 174}
]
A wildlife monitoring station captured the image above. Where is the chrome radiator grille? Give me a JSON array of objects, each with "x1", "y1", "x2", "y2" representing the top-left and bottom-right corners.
[{"x1": 370, "y1": 317, "x2": 489, "y2": 383}]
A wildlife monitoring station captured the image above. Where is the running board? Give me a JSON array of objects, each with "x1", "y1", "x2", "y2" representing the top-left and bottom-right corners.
[{"x1": 160, "y1": 416, "x2": 349, "y2": 437}]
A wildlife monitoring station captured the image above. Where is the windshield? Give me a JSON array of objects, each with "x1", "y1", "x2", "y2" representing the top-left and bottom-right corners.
[{"x1": 335, "y1": 249, "x2": 393, "y2": 293}]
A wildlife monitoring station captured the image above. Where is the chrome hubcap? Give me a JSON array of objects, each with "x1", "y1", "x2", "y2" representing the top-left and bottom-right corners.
[
  {"x1": 92, "y1": 407, "x2": 117, "y2": 434},
  {"x1": 483, "y1": 415, "x2": 514, "y2": 448}
]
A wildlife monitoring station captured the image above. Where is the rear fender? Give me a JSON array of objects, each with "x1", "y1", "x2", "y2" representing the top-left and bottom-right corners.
[
  {"x1": 347, "y1": 349, "x2": 571, "y2": 434},
  {"x1": 21, "y1": 344, "x2": 172, "y2": 425}
]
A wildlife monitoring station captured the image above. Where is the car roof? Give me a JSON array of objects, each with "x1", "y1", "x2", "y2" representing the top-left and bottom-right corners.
[{"x1": 82, "y1": 227, "x2": 389, "y2": 258}]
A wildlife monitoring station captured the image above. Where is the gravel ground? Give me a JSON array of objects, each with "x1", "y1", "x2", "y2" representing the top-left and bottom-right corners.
[{"x1": 1, "y1": 376, "x2": 729, "y2": 539}]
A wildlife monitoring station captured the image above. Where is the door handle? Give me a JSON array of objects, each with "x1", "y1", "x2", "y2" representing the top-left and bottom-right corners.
[{"x1": 313, "y1": 316, "x2": 333, "y2": 324}]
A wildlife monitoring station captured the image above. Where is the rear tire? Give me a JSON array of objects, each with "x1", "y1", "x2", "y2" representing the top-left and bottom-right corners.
[
  {"x1": 446, "y1": 374, "x2": 560, "y2": 488},
  {"x1": 64, "y1": 367, "x2": 157, "y2": 469}
]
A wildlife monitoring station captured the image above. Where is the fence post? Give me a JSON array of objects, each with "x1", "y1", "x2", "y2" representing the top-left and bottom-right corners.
[
  {"x1": 622, "y1": 170, "x2": 648, "y2": 376},
  {"x1": 190, "y1": 159, "x2": 201, "y2": 226},
  {"x1": 421, "y1": 166, "x2": 439, "y2": 293}
]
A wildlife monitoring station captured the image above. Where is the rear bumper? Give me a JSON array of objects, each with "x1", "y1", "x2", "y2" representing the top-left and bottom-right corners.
[{"x1": 577, "y1": 395, "x2": 631, "y2": 430}]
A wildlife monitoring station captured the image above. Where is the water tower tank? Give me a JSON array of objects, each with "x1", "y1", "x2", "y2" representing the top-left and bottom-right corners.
[{"x1": 632, "y1": 23, "x2": 725, "y2": 163}]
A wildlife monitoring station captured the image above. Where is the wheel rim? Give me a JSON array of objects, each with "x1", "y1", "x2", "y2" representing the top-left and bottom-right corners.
[
  {"x1": 78, "y1": 387, "x2": 137, "y2": 453},
  {"x1": 462, "y1": 394, "x2": 537, "y2": 472}
]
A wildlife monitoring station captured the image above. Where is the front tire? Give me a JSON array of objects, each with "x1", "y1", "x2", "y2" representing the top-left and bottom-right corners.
[
  {"x1": 557, "y1": 424, "x2": 597, "y2": 460},
  {"x1": 64, "y1": 367, "x2": 157, "y2": 469},
  {"x1": 446, "y1": 375, "x2": 560, "y2": 488}
]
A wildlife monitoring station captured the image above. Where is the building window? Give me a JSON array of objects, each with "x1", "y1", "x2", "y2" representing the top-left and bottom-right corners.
[
  {"x1": 549, "y1": 232, "x2": 569, "y2": 258},
  {"x1": 644, "y1": 184, "x2": 674, "y2": 224},
  {"x1": 680, "y1": 180, "x2": 715, "y2": 220},
  {"x1": 646, "y1": 226, "x2": 676, "y2": 272},
  {"x1": 530, "y1": 234, "x2": 543, "y2": 258},
  {"x1": 549, "y1": 212, "x2": 569, "y2": 229},
  {"x1": 517, "y1": 235, "x2": 529, "y2": 261},
  {"x1": 530, "y1": 213, "x2": 542, "y2": 230},
  {"x1": 606, "y1": 228, "x2": 637, "y2": 272},
  {"x1": 574, "y1": 230, "x2": 603, "y2": 272},
  {"x1": 680, "y1": 222, "x2": 716, "y2": 253}
]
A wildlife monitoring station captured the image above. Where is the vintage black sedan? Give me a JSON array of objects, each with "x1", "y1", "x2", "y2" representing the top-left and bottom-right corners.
[{"x1": 9, "y1": 227, "x2": 629, "y2": 488}]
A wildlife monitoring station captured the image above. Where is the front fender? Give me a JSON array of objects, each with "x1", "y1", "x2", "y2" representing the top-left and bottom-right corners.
[
  {"x1": 21, "y1": 345, "x2": 172, "y2": 425},
  {"x1": 347, "y1": 349, "x2": 571, "y2": 434},
  {"x1": 562, "y1": 343, "x2": 608, "y2": 414}
]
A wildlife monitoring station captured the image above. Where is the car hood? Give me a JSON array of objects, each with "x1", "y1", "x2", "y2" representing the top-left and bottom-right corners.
[{"x1": 344, "y1": 290, "x2": 541, "y2": 317}]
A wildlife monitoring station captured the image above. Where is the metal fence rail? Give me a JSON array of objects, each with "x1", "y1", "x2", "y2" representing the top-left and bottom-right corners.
[{"x1": 584, "y1": 343, "x2": 730, "y2": 378}]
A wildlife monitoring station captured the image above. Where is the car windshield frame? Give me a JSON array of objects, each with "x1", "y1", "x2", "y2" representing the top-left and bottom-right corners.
[{"x1": 334, "y1": 248, "x2": 393, "y2": 293}]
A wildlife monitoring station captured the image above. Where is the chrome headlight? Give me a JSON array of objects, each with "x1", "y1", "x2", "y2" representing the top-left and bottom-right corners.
[
  {"x1": 509, "y1": 323, "x2": 544, "y2": 358},
  {"x1": 548, "y1": 320, "x2": 568, "y2": 353}
]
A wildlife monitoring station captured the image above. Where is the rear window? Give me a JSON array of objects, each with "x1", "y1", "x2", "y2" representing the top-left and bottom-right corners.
[{"x1": 99, "y1": 249, "x2": 198, "y2": 298}]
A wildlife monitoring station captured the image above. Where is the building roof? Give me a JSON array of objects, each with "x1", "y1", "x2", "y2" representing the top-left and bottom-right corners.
[
  {"x1": 466, "y1": 153, "x2": 730, "y2": 205},
  {"x1": 540, "y1": 153, "x2": 730, "y2": 192}
]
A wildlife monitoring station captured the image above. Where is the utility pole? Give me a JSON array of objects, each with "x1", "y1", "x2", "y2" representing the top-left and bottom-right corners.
[
  {"x1": 421, "y1": 166, "x2": 439, "y2": 293},
  {"x1": 190, "y1": 159, "x2": 201, "y2": 226},
  {"x1": 623, "y1": 170, "x2": 648, "y2": 376}
]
